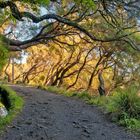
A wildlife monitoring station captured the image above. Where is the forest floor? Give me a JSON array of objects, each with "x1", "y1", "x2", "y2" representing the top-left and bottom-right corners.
[{"x1": 0, "y1": 85, "x2": 139, "y2": 140}]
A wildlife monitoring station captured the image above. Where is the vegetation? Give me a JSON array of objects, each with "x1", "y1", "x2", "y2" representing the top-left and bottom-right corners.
[
  {"x1": 0, "y1": 85, "x2": 24, "y2": 131},
  {"x1": 0, "y1": 36, "x2": 9, "y2": 71},
  {"x1": 44, "y1": 85, "x2": 140, "y2": 131},
  {"x1": 0, "y1": 0, "x2": 140, "y2": 135},
  {"x1": 106, "y1": 86, "x2": 140, "y2": 130},
  {"x1": 0, "y1": 0, "x2": 140, "y2": 93}
]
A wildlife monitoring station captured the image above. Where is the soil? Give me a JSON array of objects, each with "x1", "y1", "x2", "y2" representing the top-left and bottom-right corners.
[{"x1": 0, "y1": 85, "x2": 139, "y2": 140}]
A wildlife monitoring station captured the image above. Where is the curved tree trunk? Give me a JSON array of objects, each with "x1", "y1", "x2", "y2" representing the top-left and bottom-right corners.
[
  {"x1": 87, "y1": 57, "x2": 103, "y2": 90},
  {"x1": 11, "y1": 57, "x2": 15, "y2": 83},
  {"x1": 4, "y1": 58, "x2": 11, "y2": 82},
  {"x1": 98, "y1": 70, "x2": 105, "y2": 96}
]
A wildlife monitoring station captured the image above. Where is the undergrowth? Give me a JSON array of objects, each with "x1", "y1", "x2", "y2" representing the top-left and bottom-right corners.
[
  {"x1": 106, "y1": 85, "x2": 140, "y2": 131},
  {"x1": 0, "y1": 85, "x2": 24, "y2": 132}
]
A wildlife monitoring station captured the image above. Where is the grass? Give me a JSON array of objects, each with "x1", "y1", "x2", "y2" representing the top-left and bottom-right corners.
[
  {"x1": 0, "y1": 85, "x2": 24, "y2": 132},
  {"x1": 45, "y1": 86, "x2": 93, "y2": 100},
  {"x1": 39, "y1": 85, "x2": 76, "y2": 97},
  {"x1": 40, "y1": 85, "x2": 140, "y2": 132},
  {"x1": 88, "y1": 96, "x2": 109, "y2": 106},
  {"x1": 106, "y1": 86, "x2": 140, "y2": 131}
]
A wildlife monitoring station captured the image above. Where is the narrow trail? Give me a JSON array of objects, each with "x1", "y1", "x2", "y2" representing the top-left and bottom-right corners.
[{"x1": 0, "y1": 85, "x2": 139, "y2": 140}]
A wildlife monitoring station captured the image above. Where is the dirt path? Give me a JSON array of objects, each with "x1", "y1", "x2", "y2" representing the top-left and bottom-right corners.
[{"x1": 0, "y1": 85, "x2": 139, "y2": 140}]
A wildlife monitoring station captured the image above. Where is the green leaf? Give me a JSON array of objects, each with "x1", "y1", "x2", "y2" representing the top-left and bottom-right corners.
[{"x1": 0, "y1": 35, "x2": 9, "y2": 71}]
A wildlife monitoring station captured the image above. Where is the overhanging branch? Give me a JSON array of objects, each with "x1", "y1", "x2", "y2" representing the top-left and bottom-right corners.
[{"x1": 1, "y1": 1, "x2": 140, "y2": 51}]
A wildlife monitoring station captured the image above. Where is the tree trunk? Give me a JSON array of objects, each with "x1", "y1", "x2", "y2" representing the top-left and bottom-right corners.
[
  {"x1": 11, "y1": 57, "x2": 15, "y2": 84},
  {"x1": 4, "y1": 58, "x2": 11, "y2": 82},
  {"x1": 98, "y1": 70, "x2": 105, "y2": 96}
]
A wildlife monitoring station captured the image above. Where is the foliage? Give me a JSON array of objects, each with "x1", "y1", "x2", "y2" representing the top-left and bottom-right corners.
[
  {"x1": 119, "y1": 114, "x2": 140, "y2": 130},
  {"x1": 88, "y1": 85, "x2": 140, "y2": 131},
  {"x1": 0, "y1": 0, "x2": 140, "y2": 94},
  {"x1": 3, "y1": 41, "x2": 116, "y2": 92},
  {"x1": 107, "y1": 85, "x2": 140, "y2": 119},
  {"x1": 0, "y1": 85, "x2": 24, "y2": 132},
  {"x1": 0, "y1": 35, "x2": 9, "y2": 71},
  {"x1": 0, "y1": 102, "x2": 4, "y2": 108},
  {"x1": 74, "y1": 0, "x2": 96, "y2": 9},
  {"x1": 22, "y1": 0, "x2": 50, "y2": 5}
]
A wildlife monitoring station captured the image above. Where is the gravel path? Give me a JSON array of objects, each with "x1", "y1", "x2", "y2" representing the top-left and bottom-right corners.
[{"x1": 0, "y1": 85, "x2": 139, "y2": 140}]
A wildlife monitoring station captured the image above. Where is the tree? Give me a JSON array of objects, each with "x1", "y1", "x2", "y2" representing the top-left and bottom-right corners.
[
  {"x1": 0, "y1": 0, "x2": 140, "y2": 51},
  {"x1": 1, "y1": 0, "x2": 140, "y2": 95}
]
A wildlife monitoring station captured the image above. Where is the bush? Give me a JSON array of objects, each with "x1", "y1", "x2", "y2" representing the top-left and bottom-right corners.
[
  {"x1": 106, "y1": 85, "x2": 140, "y2": 129},
  {"x1": 107, "y1": 86, "x2": 140, "y2": 119},
  {"x1": 119, "y1": 113, "x2": 140, "y2": 129}
]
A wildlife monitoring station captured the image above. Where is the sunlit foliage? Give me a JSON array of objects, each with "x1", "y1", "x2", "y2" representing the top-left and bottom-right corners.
[{"x1": 0, "y1": 35, "x2": 9, "y2": 71}]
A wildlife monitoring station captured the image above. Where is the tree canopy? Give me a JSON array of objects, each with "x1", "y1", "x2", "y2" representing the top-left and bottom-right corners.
[
  {"x1": 0, "y1": 0, "x2": 140, "y2": 93},
  {"x1": 0, "y1": 0, "x2": 140, "y2": 51}
]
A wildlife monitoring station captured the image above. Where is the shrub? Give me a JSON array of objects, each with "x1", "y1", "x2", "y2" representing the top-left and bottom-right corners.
[
  {"x1": 106, "y1": 85, "x2": 140, "y2": 130},
  {"x1": 107, "y1": 85, "x2": 140, "y2": 119},
  {"x1": 119, "y1": 113, "x2": 140, "y2": 129}
]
